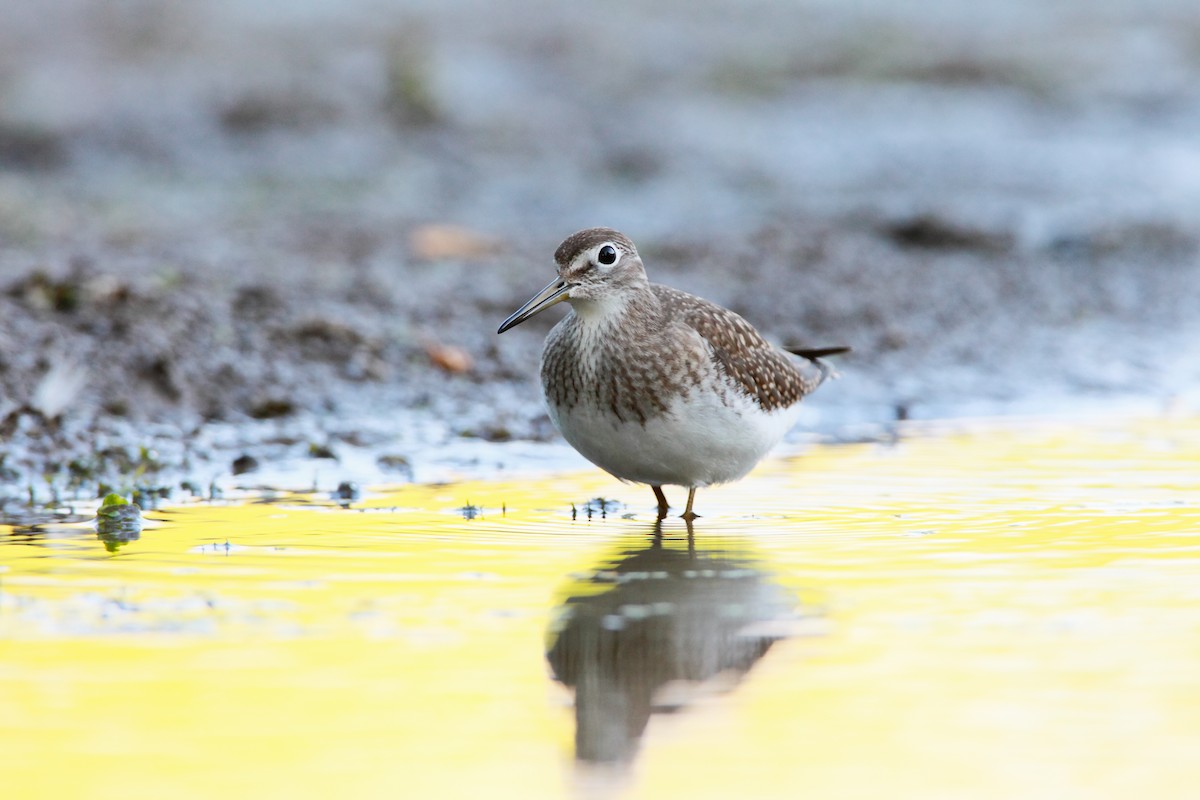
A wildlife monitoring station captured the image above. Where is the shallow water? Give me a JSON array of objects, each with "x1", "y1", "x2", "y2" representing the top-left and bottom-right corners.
[{"x1": 2, "y1": 417, "x2": 1199, "y2": 799}]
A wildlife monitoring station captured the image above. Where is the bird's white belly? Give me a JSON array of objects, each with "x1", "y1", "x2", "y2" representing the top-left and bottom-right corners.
[{"x1": 547, "y1": 390, "x2": 802, "y2": 488}]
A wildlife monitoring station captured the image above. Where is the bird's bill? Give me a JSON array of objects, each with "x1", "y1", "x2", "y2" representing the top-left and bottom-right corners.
[{"x1": 497, "y1": 278, "x2": 569, "y2": 333}]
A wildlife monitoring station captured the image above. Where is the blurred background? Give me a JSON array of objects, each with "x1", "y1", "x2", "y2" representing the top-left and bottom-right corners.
[{"x1": 2, "y1": 0, "x2": 1200, "y2": 496}]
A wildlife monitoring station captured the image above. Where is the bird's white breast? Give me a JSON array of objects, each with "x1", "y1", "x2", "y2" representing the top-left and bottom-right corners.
[{"x1": 545, "y1": 372, "x2": 802, "y2": 488}]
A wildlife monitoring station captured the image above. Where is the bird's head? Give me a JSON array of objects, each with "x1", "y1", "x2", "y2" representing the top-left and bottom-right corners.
[{"x1": 498, "y1": 228, "x2": 648, "y2": 333}]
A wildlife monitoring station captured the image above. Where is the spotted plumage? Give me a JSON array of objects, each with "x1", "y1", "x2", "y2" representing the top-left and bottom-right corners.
[{"x1": 498, "y1": 227, "x2": 848, "y2": 520}]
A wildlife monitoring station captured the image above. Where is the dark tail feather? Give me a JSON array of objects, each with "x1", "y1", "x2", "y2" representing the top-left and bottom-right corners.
[
  {"x1": 784, "y1": 345, "x2": 850, "y2": 386},
  {"x1": 785, "y1": 345, "x2": 851, "y2": 360}
]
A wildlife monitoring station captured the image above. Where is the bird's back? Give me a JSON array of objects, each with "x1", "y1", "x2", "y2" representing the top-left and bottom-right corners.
[{"x1": 649, "y1": 284, "x2": 833, "y2": 412}]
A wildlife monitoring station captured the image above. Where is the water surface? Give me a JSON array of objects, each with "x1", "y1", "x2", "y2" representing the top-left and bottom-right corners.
[{"x1": 2, "y1": 417, "x2": 1199, "y2": 799}]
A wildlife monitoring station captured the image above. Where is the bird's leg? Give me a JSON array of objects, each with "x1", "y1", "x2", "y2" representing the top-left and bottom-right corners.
[
  {"x1": 681, "y1": 487, "x2": 699, "y2": 521},
  {"x1": 651, "y1": 486, "x2": 670, "y2": 519}
]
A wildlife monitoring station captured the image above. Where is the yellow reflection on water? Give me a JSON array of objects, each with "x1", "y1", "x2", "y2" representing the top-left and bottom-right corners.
[{"x1": 2, "y1": 417, "x2": 1199, "y2": 799}]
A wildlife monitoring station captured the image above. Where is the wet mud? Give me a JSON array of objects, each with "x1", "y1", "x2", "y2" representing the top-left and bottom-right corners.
[{"x1": 3, "y1": 1, "x2": 1200, "y2": 516}]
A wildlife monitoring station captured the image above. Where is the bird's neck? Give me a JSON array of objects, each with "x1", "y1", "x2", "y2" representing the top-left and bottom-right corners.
[{"x1": 569, "y1": 286, "x2": 661, "y2": 333}]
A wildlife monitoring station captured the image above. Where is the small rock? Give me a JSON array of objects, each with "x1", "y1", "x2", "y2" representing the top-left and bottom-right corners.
[
  {"x1": 333, "y1": 481, "x2": 360, "y2": 506},
  {"x1": 231, "y1": 454, "x2": 259, "y2": 475},
  {"x1": 883, "y1": 214, "x2": 1012, "y2": 253},
  {"x1": 409, "y1": 224, "x2": 499, "y2": 261},
  {"x1": 249, "y1": 398, "x2": 296, "y2": 419},
  {"x1": 425, "y1": 342, "x2": 473, "y2": 374},
  {"x1": 376, "y1": 454, "x2": 413, "y2": 477},
  {"x1": 97, "y1": 492, "x2": 140, "y2": 520},
  {"x1": 307, "y1": 443, "x2": 338, "y2": 460}
]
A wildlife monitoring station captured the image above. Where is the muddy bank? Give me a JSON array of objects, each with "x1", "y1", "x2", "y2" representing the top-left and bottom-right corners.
[{"x1": 3, "y1": 0, "x2": 1200, "y2": 516}]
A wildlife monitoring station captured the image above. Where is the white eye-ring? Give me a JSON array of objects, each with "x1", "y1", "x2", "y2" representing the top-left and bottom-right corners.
[{"x1": 596, "y1": 244, "x2": 618, "y2": 266}]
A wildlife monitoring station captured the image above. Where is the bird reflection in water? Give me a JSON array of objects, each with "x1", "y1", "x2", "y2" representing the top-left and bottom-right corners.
[{"x1": 546, "y1": 520, "x2": 803, "y2": 765}]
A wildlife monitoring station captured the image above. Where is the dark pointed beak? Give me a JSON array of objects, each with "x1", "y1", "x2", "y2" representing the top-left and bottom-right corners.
[{"x1": 497, "y1": 278, "x2": 570, "y2": 334}]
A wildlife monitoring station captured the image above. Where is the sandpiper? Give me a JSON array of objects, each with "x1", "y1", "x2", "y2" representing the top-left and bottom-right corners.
[{"x1": 498, "y1": 228, "x2": 848, "y2": 520}]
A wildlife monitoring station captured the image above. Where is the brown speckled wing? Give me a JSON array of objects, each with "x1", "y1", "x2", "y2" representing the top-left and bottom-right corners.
[{"x1": 652, "y1": 285, "x2": 828, "y2": 411}]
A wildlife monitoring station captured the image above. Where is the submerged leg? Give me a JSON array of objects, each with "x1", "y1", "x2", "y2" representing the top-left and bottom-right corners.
[
  {"x1": 681, "y1": 487, "x2": 698, "y2": 521},
  {"x1": 651, "y1": 486, "x2": 670, "y2": 519}
]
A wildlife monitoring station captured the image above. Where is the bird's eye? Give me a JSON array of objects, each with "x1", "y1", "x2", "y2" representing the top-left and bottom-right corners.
[{"x1": 597, "y1": 245, "x2": 617, "y2": 265}]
